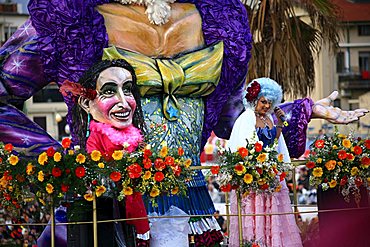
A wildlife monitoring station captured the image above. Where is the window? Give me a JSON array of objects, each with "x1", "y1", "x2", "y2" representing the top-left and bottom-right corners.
[
  {"x1": 336, "y1": 52, "x2": 345, "y2": 73},
  {"x1": 359, "y1": 52, "x2": 370, "y2": 72},
  {"x1": 33, "y1": 116, "x2": 47, "y2": 131},
  {"x1": 358, "y1": 25, "x2": 370, "y2": 36},
  {"x1": 4, "y1": 26, "x2": 17, "y2": 41},
  {"x1": 33, "y1": 83, "x2": 65, "y2": 103}
]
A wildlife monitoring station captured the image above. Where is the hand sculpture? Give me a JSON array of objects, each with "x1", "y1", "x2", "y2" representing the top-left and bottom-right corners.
[{"x1": 312, "y1": 91, "x2": 369, "y2": 124}]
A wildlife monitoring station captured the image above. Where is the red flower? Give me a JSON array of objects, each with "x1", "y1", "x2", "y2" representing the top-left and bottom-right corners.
[
  {"x1": 46, "y1": 147, "x2": 56, "y2": 157},
  {"x1": 144, "y1": 149, "x2": 152, "y2": 158},
  {"x1": 238, "y1": 147, "x2": 249, "y2": 158},
  {"x1": 165, "y1": 156, "x2": 175, "y2": 166},
  {"x1": 306, "y1": 161, "x2": 315, "y2": 169},
  {"x1": 279, "y1": 172, "x2": 286, "y2": 181},
  {"x1": 178, "y1": 147, "x2": 184, "y2": 156},
  {"x1": 110, "y1": 171, "x2": 122, "y2": 182},
  {"x1": 172, "y1": 165, "x2": 182, "y2": 177},
  {"x1": 61, "y1": 138, "x2": 71, "y2": 149},
  {"x1": 65, "y1": 168, "x2": 71, "y2": 175},
  {"x1": 61, "y1": 184, "x2": 69, "y2": 192},
  {"x1": 340, "y1": 176, "x2": 348, "y2": 186},
  {"x1": 361, "y1": 156, "x2": 370, "y2": 166},
  {"x1": 337, "y1": 150, "x2": 347, "y2": 160},
  {"x1": 355, "y1": 177, "x2": 363, "y2": 188},
  {"x1": 75, "y1": 166, "x2": 86, "y2": 178},
  {"x1": 260, "y1": 184, "x2": 269, "y2": 190},
  {"x1": 4, "y1": 193, "x2": 11, "y2": 201},
  {"x1": 353, "y1": 146, "x2": 362, "y2": 155},
  {"x1": 154, "y1": 172, "x2": 165, "y2": 182},
  {"x1": 52, "y1": 167, "x2": 62, "y2": 177},
  {"x1": 245, "y1": 81, "x2": 261, "y2": 102},
  {"x1": 346, "y1": 153, "x2": 354, "y2": 161},
  {"x1": 315, "y1": 140, "x2": 325, "y2": 149},
  {"x1": 127, "y1": 163, "x2": 142, "y2": 179},
  {"x1": 365, "y1": 139, "x2": 370, "y2": 149},
  {"x1": 154, "y1": 158, "x2": 166, "y2": 171},
  {"x1": 4, "y1": 143, "x2": 13, "y2": 152},
  {"x1": 273, "y1": 167, "x2": 279, "y2": 174},
  {"x1": 143, "y1": 158, "x2": 152, "y2": 169},
  {"x1": 210, "y1": 166, "x2": 220, "y2": 175},
  {"x1": 256, "y1": 167, "x2": 263, "y2": 175},
  {"x1": 0, "y1": 157, "x2": 2, "y2": 164},
  {"x1": 220, "y1": 184, "x2": 232, "y2": 192},
  {"x1": 254, "y1": 142, "x2": 263, "y2": 152}
]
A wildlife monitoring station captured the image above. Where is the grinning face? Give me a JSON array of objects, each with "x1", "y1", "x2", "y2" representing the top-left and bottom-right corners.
[
  {"x1": 255, "y1": 96, "x2": 272, "y2": 115},
  {"x1": 87, "y1": 67, "x2": 137, "y2": 129}
]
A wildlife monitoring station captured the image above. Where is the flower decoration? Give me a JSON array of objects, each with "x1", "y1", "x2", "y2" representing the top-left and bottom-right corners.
[
  {"x1": 245, "y1": 81, "x2": 261, "y2": 102},
  {"x1": 217, "y1": 139, "x2": 291, "y2": 195},
  {"x1": 307, "y1": 128, "x2": 370, "y2": 205}
]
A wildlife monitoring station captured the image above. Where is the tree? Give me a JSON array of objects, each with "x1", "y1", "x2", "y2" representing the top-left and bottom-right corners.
[{"x1": 242, "y1": 0, "x2": 340, "y2": 97}]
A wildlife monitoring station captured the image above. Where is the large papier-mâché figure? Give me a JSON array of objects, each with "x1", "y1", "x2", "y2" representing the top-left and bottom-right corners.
[{"x1": 0, "y1": 0, "x2": 368, "y2": 246}]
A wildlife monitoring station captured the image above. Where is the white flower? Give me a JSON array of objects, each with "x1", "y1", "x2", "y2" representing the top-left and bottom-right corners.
[
  {"x1": 123, "y1": 142, "x2": 130, "y2": 148},
  {"x1": 74, "y1": 145, "x2": 81, "y2": 150},
  {"x1": 321, "y1": 183, "x2": 329, "y2": 191}
]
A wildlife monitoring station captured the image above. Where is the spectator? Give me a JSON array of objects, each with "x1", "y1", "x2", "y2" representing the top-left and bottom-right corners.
[
  {"x1": 214, "y1": 210, "x2": 226, "y2": 232},
  {"x1": 208, "y1": 183, "x2": 221, "y2": 203}
]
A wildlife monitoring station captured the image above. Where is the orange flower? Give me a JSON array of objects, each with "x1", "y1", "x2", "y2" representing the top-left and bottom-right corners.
[
  {"x1": 178, "y1": 147, "x2": 184, "y2": 156},
  {"x1": 315, "y1": 140, "x2": 324, "y2": 149},
  {"x1": 112, "y1": 150, "x2": 123, "y2": 161},
  {"x1": 68, "y1": 150, "x2": 74, "y2": 155},
  {"x1": 143, "y1": 171, "x2": 152, "y2": 180},
  {"x1": 90, "y1": 150, "x2": 102, "y2": 161},
  {"x1": 46, "y1": 183, "x2": 54, "y2": 194},
  {"x1": 61, "y1": 138, "x2": 71, "y2": 149},
  {"x1": 342, "y1": 139, "x2": 351, "y2": 149},
  {"x1": 38, "y1": 171, "x2": 44, "y2": 182},
  {"x1": 159, "y1": 146, "x2": 168, "y2": 157},
  {"x1": 275, "y1": 184, "x2": 282, "y2": 192},
  {"x1": 95, "y1": 185, "x2": 107, "y2": 197},
  {"x1": 324, "y1": 160, "x2": 336, "y2": 171},
  {"x1": 238, "y1": 147, "x2": 249, "y2": 158},
  {"x1": 312, "y1": 167, "x2": 323, "y2": 177},
  {"x1": 84, "y1": 192, "x2": 93, "y2": 201},
  {"x1": 234, "y1": 163, "x2": 246, "y2": 176},
  {"x1": 171, "y1": 187, "x2": 179, "y2": 195},
  {"x1": 256, "y1": 153, "x2": 267, "y2": 163},
  {"x1": 184, "y1": 159, "x2": 192, "y2": 168},
  {"x1": 38, "y1": 152, "x2": 48, "y2": 165},
  {"x1": 8, "y1": 155, "x2": 19, "y2": 166},
  {"x1": 123, "y1": 187, "x2": 133, "y2": 196},
  {"x1": 53, "y1": 152, "x2": 62, "y2": 162},
  {"x1": 150, "y1": 187, "x2": 160, "y2": 197},
  {"x1": 4, "y1": 143, "x2": 13, "y2": 152},
  {"x1": 243, "y1": 174, "x2": 253, "y2": 184},
  {"x1": 329, "y1": 179, "x2": 337, "y2": 188},
  {"x1": 76, "y1": 154, "x2": 86, "y2": 164},
  {"x1": 26, "y1": 163, "x2": 35, "y2": 175},
  {"x1": 277, "y1": 154, "x2": 284, "y2": 162}
]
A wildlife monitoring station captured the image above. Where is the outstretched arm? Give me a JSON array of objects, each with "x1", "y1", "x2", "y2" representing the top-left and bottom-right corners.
[{"x1": 311, "y1": 91, "x2": 368, "y2": 124}]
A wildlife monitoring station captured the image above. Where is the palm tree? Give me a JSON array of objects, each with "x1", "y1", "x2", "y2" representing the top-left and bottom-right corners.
[{"x1": 242, "y1": 0, "x2": 340, "y2": 97}]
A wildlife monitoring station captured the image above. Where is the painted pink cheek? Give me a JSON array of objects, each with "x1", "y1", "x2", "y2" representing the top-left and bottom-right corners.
[
  {"x1": 96, "y1": 98, "x2": 118, "y2": 113},
  {"x1": 126, "y1": 97, "x2": 137, "y2": 111}
]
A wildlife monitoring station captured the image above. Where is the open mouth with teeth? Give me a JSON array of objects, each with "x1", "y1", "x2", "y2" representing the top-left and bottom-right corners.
[{"x1": 111, "y1": 110, "x2": 131, "y2": 121}]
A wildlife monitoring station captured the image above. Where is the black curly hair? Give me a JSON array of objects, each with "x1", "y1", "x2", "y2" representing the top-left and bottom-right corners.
[{"x1": 71, "y1": 59, "x2": 146, "y2": 148}]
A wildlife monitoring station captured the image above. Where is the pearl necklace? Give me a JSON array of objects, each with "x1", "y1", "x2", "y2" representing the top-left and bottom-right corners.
[{"x1": 255, "y1": 112, "x2": 269, "y2": 126}]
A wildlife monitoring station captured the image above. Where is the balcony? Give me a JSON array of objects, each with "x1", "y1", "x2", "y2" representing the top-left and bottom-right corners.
[
  {"x1": 0, "y1": 3, "x2": 17, "y2": 13},
  {"x1": 338, "y1": 71, "x2": 370, "y2": 90}
]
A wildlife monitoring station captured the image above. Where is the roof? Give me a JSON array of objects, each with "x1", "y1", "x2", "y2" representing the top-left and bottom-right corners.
[{"x1": 332, "y1": 0, "x2": 370, "y2": 22}]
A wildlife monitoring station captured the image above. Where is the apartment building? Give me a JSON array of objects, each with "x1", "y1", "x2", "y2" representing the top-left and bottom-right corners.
[{"x1": 0, "y1": 0, "x2": 28, "y2": 45}]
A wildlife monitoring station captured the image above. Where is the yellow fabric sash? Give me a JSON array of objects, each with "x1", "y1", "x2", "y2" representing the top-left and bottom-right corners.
[{"x1": 102, "y1": 42, "x2": 224, "y2": 121}]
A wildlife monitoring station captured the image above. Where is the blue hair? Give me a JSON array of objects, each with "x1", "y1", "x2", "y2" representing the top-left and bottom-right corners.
[{"x1": 243, "y1": 77, "x2": 283, "y2": 110}]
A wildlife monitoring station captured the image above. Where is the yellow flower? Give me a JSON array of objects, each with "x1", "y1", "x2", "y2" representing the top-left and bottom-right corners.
[
  {"x1": 367, "y1": 177, "x2": 370, "y2": 183},
  {"x1": 68, "y1": 150, "x2": 74, "y2": 155},
  {"x1": 257, "y1": 178, "x2": 266, "y2": 185},
  {"x1": 46, "y1": 183, "x2": 54, "y2": 194},
  {"x1": 332, "y1": 145, "x2": 338, "y2": 150},
  {"x1": 171, "y1": 187, "x2": 179, "y2": 195},
  {"x1": 338, "y1": 134, "x2": 346, "y2": 139},
  {"x1": 26, "y1": 163, "x2": 34, "y2": 175},
  {"x1": 256, "y1": 153, "x2": 267, "y2": 163},
  {"x1": 243, "y1": 174, "x2": 253, "y2": 184},
  {"x1": 351, "y1": 167, "x2": 359, "y2": 176},
  {"x1": 242, "y1": 191, "x2": 250, "y2": 197},
  {"x1": 342, "y1": 139, "x2": 352, "y2": 149},
  {"x1": 184, "y1": 159, "x2": 192, "y2": 168},
  {"x1": 8, "y1": 155, "x2": 19, "y2": 166},
  {"x1": 337, "y1": 161, "x2": 343, "y2": 166},
  {"x1": 150, "y1": 187, "x2": 160, "y2": 197},
  {"x1": 317, "y1": 158, "x2": 322, "y2": 164},
  {"x1": 84, "y1": 192, "x2": 94, "y2": 201},
  {"x1": 234, "y1": 163, "x2": 246, "y2": 176},
  {"x1": 275, "y1": 184, "x2": 282, "y2": 192},
  {"x1": 38, "y1": 171, "x2": 44, "y2": 182},
  {"x1": 38, "y1": 152, "x2": 48, "y2": 165},
  {"x1": 325, "y1": 160, "x2": 336, "y2": 171},
  {"x1": 76, "y1": 153, "x2": 86, "y2": 164},
  {"x1": 91, "y1": 150, "x2": 102, "y2": 162},
  {"x1": 329, "y1": 180, "x2": 337, "y2": 188},
  {"x1": 98, "y1": 162, "x2": 105, "y2": 169},
  {"x1": 39, "y1": 198, "x2": 46, "y2": 206},
  {"x1": 53, "y1": 152, "x2": 62, "y2": 162},
  {"x1": 95, "y1": 185, "x2": 106, "y2": 197},
  {"x1": 8, "y1": 186, "x2": 13, "y2": 192},
  {"x1": 312, "y1": 167, "x2": 323, "y2": 177},
  {"x1": 112, "y1": 150, "x2": 123, "y2": 161},
  {"x1": 123, "y1": 187, "x2": 133, "y2": 196},
  {"x1": 277, "y1": 154, "x2": 284, "y2": 162},
  {"x1": 143, "y1": 171, "x2": 152, "y2": 180},
  {"x1": 159, "y1": 146, "x2": 168, "y2": 158}
]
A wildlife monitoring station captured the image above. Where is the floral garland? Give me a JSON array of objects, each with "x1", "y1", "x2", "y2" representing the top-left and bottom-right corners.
[
  {"x1": 306, "y1": 129, "x2": 370, "y2": 205},
  {"x1": 213, "y1": 139, "x2": 291, "y2": 196},
  {"x1": 0, "y1": 139, "x2": 194, "y2": 211}
]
